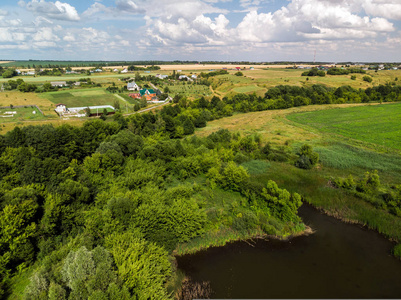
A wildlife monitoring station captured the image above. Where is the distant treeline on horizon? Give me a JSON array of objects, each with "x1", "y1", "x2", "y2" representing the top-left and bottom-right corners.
[{"x1": 0, "y1": 60, "x2": 400, "y2": 69}]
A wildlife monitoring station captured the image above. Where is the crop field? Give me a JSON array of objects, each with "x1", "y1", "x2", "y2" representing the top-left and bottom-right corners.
[
  {"x1": 41, "y1": 88, "x2": 122, "y2": 108},
  {"x1": 0, "y1": 106, "x2": 46, "y2": 124},
  {"x1": 287, "y1": 103, "x2": 401, "y2": 151}
]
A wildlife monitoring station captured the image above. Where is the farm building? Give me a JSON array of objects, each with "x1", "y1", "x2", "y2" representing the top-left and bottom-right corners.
[
  {"x1": 121, "y1": 69, "x2": 128, "y2": 73},
  {"x1": 127, "y1": 81, "x2": 139, "y2": 91}
]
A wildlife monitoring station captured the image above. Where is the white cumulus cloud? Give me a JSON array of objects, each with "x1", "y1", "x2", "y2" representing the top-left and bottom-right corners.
[{"x1": 22, "y1": 0, "x2": 80, "y2": 21}]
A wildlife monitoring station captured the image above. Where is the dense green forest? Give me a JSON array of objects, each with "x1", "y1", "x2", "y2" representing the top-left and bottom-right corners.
[
  {"x1": 1, "y1": 81, "x2": 401, "y2": 299},
  {"x1": 0, "y1": 116, "x2": 304, "y2": 298}
]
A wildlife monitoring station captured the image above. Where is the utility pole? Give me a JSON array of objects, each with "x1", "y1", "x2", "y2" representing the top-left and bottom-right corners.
[{"x1": 314, "y1": 50, "x2": 316, "y2": 64}]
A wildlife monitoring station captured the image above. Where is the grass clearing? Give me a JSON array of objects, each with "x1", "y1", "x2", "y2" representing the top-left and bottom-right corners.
[
  {"x1": 287, "y1": 103, "x2": 401, "y2": 151},
  {"x1": 315, "y1": 142, "x2": 401, "y2": 173},
  {"x1": 241, "y1": 160, "x2": 271, "y2": 175}
]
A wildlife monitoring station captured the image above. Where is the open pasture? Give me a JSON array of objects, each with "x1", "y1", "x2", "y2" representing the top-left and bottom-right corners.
[{"x1": 287, "y1": 103, "x2": 401, "y2": 151}]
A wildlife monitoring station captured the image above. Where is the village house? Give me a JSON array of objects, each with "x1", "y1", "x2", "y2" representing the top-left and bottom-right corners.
[
  {"x1": 129, "y1": 88, "x2": 157, "y2": 101},
  {"x1": 55, "y1": 104, "x2": 67, "y2": 115},
  {"x1": 127, "y1": 81, "x2": 139, "y2": 91},
  {"x1": 121, "y1": 68, "x2": 128, "y2": 73}
]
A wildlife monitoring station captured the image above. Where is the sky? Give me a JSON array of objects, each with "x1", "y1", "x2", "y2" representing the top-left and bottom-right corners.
[{"x1": 0, "y1": 0, "x2": 400, "y2": 62}]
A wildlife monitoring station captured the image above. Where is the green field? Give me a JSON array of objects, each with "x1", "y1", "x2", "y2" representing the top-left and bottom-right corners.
[
  {"x1": 287, "y1": 103, "x2": 401, "y2": 151},
  {"x1": 41, "y1": 88, "x2": 122, "y2": 108},
  {"x1": 233, "y1": 85, "x2": 264, "y2": 93},
  {"x1": 0, "y1": 106, "x2": 46, "y2": 123},
  {"x1": 165, "y1": 82, "x2": 211, "y2": 98}
]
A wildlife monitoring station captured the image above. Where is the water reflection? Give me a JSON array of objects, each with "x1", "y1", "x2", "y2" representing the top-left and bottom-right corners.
[{"x1": 177, "y1": 204, "x2": 401, "y2": 298}]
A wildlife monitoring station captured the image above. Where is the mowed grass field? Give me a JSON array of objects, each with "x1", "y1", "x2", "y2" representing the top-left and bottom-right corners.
[
  {"x1": 287, "y1": 103, "x2": 401, "y2": 151},
  {"x1": 41, "y1": 88, "x2": 121, "y2": 107}
]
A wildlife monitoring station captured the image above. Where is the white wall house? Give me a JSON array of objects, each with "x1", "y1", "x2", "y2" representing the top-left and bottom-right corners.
[
  {"x1": 55, "y1": 104, "x2": 67, "y2": 115},
  {"x1": 127, "y1": 81, "x2": 139, "y2": 91}
]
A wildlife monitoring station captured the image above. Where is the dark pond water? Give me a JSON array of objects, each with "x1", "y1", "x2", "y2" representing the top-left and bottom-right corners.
[{"x1": 176, "y1": 204, "x2": 401, "y2": 298}]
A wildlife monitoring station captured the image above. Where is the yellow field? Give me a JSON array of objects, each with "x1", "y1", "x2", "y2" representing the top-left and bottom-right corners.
[
  {"x1": 0, "y1": 61, "x2": 14, "y2": 64},
  {"x1": 195, "y1": 103, "x2": 382, "y2": 145}
]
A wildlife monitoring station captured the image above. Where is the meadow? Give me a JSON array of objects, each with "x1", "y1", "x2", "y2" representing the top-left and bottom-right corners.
[{"x1": 287, "y1": 103, "x2": 401, "y2": 151}]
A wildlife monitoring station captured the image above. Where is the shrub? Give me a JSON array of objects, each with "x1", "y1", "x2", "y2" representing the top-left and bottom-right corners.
[
  {"x1": 295, "y1": 144, "x2": 319, "y2": 169},
  {"x1": 393, "y1": 244, "x2": 401, "y2": 259},
  {"x1": 363, "y1": 76, "x2": 373, "y2": 83}
]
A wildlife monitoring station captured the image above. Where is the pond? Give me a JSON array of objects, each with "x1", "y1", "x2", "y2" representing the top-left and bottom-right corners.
[{"x1": 177, "y1": 204, "x2": 401, "y2": 298}]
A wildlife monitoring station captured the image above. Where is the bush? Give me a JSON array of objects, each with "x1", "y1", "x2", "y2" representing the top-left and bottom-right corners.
[
  {"x1": 393, "y1": 244, "x2": 401, "y2": 259},
  {"x1": 295, "y1": 144, "x2": 319, "y2": 169},
  {"x1": 363, "y1": 76, "x2": 373, "y2": 83}
]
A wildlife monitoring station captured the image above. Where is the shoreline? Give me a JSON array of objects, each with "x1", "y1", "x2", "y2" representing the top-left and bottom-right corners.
[{"x1": 173, "y1": 224, "x2": 314, "y2": 257}]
